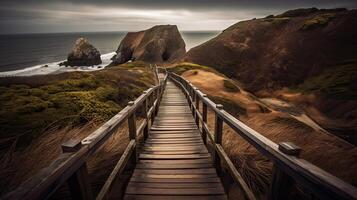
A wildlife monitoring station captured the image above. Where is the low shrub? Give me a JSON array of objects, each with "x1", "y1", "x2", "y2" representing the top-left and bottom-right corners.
[
  {"x1": 300, "y1": 13, "x2": 336, "y2": 30},
  {"x1": 223, "y1": 79, "x2": 240, "y2": 92}
]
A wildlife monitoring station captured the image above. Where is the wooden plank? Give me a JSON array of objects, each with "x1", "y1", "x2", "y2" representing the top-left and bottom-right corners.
[
  {"x1": 139, "y1": 154, "x2": 211, "y2": 160},
  {"x1": 124, "y1": 195, "x2": 227, "y2": 200},
  {"x1": 136, "y1": 163, "x2": 214, "y2": 169},
  {"x1": 140, "y1": 151, "x2": 208, "y2": 155},
  {"x1": 138, "y1": 159, "x2": 213, "y2": 164},
  {"x1": 127, "y1": 182, "x2": 223, "y2": 189},
  {"x1": 125, "y1": 187, "x2": 225, "y2": 195},
  {"x1": 133, "y1": 169, "x2": 216, "y2": 175},
  {"x1": 129, "y1": 177, "x2": 221, "y2": 183}
]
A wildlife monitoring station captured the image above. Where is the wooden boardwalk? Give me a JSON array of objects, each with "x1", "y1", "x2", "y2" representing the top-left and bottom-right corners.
[{"x1": 124, "y1": 81, "x2": 227, "y2": 200}]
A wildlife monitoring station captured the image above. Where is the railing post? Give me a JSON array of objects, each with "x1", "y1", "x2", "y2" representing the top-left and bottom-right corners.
[
  {"x1": 195, "y1": 91, "x2": 200, "y2": 126},
  {"x1": 128, "y1": 101, "x2": 137, "y2": 162},
  {"x1": 214, "y1": 104, "x2": 224, "y2": 175},
  {"x1": 143, "y1": 93, "x2": 149, "y2": 141},
  {"x1": 62, "y1": 140, "x2": 94, "y2": 200},
  {"x1": 155, "y1": 87, "x2": 160, "y2": 116},
  {"x1": 150, "y1": 92, "x2": 156, "y2": 125},
  {"x1": 268, "y1": 142, "x2": 301, "y2": 200},
  {"x1": 191, "y1": 87, "x2": 196, "y2": 116},
  {"x1": 202, "y1": 94, "x2": 208, "y2": 145}
]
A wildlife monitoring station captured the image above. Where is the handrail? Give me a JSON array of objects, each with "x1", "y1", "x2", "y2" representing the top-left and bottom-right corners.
[
  {"x1": 168, "y1": 72, "x2": 357, "y2": 200},
  {"x1": 2, "y1": 67, "x2": 168, "y2": 200}
]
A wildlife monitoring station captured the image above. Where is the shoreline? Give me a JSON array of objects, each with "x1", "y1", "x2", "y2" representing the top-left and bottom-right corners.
[{"x1": 0, "y1": 52, "x2": 116, "y2": 77}]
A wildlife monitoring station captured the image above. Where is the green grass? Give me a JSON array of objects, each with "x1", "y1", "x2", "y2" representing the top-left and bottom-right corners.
[
  {"x1": 297, "y1": 61, "x2": 357, "y2": 100},
  {"x1": 300, "y1": 13, "x2": 336, "y2": 30},
  {"x1": 0, "y1": 62, "x2": 155, "y2": 148},
  {"x1": 168, "y1": 62, "x2": 220, "y2": 75},
  {"x1": 223, "y1": 79, "x2": 240, "y2": 93}
]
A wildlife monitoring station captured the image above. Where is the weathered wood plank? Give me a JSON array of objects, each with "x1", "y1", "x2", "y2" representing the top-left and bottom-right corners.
[{"x1": 124, "y1": 195, "x2": 227, "y2": 200}]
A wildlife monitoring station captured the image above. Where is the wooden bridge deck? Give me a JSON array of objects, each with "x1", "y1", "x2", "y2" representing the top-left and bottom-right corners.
[{"x1": 124, "y1": 81, "x2": 227, "y2": 200}]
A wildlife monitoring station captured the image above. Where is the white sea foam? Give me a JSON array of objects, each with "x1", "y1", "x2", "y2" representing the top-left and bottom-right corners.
[{"x1": 0, "y1": 52, "x2": 116, "y2": 77}]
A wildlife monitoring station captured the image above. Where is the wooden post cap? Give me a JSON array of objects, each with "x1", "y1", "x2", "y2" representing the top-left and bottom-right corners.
[
  {"x1": 128, "y1": 101, "x2": 135, "y2": 106},
  {"x1": 61, "y1": 139, "x2": 82, "y2": 153},
  {"x1": 202, "y1": 94, "x2": 207, "y2": 97},
  {"x1": 216, "y1": 104, "x2": 224, "y2": 110},
  {"x1": 278, "y1": 142, "x2": 301, "y2": 156}
]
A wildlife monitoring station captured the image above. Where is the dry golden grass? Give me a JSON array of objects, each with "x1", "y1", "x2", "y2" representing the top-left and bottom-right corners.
[
  {"x1": 183, "y1": 68, "x2": 357, "y2": 198},
  {"x1": 0, "y1": 118, "x2": 146, "y2": 197}
]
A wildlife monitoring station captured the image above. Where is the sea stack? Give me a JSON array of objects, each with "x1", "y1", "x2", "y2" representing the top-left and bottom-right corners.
[
  {"x1": 65, "y1": 38, "x2": 102, "y2": 66},
  {"x1": 112, "y1": 25, "x2": 186, "y2": 64}
]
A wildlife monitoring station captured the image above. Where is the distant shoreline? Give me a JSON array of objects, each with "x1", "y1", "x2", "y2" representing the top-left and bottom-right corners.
[{"x1": 0, "y1": 52, "x2": 116, "y2": 77}]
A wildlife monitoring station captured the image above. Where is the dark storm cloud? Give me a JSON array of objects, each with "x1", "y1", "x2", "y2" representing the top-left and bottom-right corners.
[
  {"x1": 0, "y1": 0, "x2": 356, "y2": 34},
  {"x1": 2, "y1": 0, "x2": 357, "y2": 9}
]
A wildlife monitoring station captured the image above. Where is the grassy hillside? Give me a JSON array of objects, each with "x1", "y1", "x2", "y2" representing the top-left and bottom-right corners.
[
  {"x1": 0, "y1": 61, "x2": 155, "y2": 149},
  {"x1": 184, "y1": 8, "x2": 357, "y2": 92},
  {"x1": 297, "y1": 61, "x2": 357, "y2": 100}
]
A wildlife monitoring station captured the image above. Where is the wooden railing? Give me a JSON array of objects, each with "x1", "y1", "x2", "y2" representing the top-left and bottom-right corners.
[
  {"x1": 2, "y1": 70, "x2": 168, "y2": 200},
  {"x1": 168, "y1": 72, "x2": 357, "y2": 200}
]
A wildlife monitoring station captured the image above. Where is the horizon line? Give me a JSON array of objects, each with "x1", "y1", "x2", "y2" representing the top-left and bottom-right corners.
[{"x1": 0, "y1": 30, "x2": 222, "y2": 36}]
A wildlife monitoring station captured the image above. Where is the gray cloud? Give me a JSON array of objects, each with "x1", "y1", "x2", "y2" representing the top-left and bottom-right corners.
[{"x1": 0, "y1": 0, "x2": 356, "y2": 34}]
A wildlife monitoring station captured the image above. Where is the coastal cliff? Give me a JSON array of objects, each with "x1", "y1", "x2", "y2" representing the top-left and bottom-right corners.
[{"x1": 112, "y1": 25, "x2": 186, "y2": 64}]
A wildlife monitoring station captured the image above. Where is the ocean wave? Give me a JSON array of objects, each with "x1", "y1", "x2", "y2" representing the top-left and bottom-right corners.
[{"x1": 0, "y1": 52, "x2": 116, "y2": 77}]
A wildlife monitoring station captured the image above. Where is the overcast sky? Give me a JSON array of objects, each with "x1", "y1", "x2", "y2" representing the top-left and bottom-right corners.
[{"x1": 0, "y1": 0, "x2": 356, "y2": 34}]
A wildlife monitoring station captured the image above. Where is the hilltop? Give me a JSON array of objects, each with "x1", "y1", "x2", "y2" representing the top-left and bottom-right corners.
[{"x1": 183, "y1": 8, "x2": 357, "y2": 144}]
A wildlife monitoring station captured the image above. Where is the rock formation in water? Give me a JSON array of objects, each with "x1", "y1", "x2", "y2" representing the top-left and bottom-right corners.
[
  {"x1": 65, "y1": 38, "x2": 102, "y2": 66},
  {"x1": 112, "y1": 25, "x2": 186, "y2": 64}
]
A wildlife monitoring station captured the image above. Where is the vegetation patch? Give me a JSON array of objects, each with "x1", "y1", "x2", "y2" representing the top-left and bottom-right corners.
[
  {"x1": 263, "y1": 17, "x2": 290, "y2": 26},
  {"x1": 270, "y1": 116, "x2": 313, "y2": 132},
  {"x1": 223, "y1": 79, "x2": 240, "y2": 93},
  {"x1": 297, "y1": 61, "x2": 357, "y2": 100},
  {"x1": 168, "y1": 62, "x2": 219, "y2": 75},
  {"x1": 0, "y1": 61, "x2": 155, "y2": 148},
  {"x1": 300, "y1": 13, "x2": 336, "y2": 30},
  {"x1": 208, "y1": 95, "x2": 247, "y2": 116}
]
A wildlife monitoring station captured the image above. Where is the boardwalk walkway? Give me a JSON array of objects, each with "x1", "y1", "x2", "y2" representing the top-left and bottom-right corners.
[{"x1": 124, "y1": 80, "x2": 227, "y2": 200}]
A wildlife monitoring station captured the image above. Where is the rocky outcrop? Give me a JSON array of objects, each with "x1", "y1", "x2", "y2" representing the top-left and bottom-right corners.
[
  {"x1": 112, "y1": 25, "x2": 186, "y2": 64},
  {"x1": 64, "y1": 38, "x2": 102, "y2": 66}
]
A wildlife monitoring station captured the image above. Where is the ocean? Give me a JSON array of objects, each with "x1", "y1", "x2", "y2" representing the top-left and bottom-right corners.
[{"x1": 0, "y1": 31, "x2": 219, "y2": 74}]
